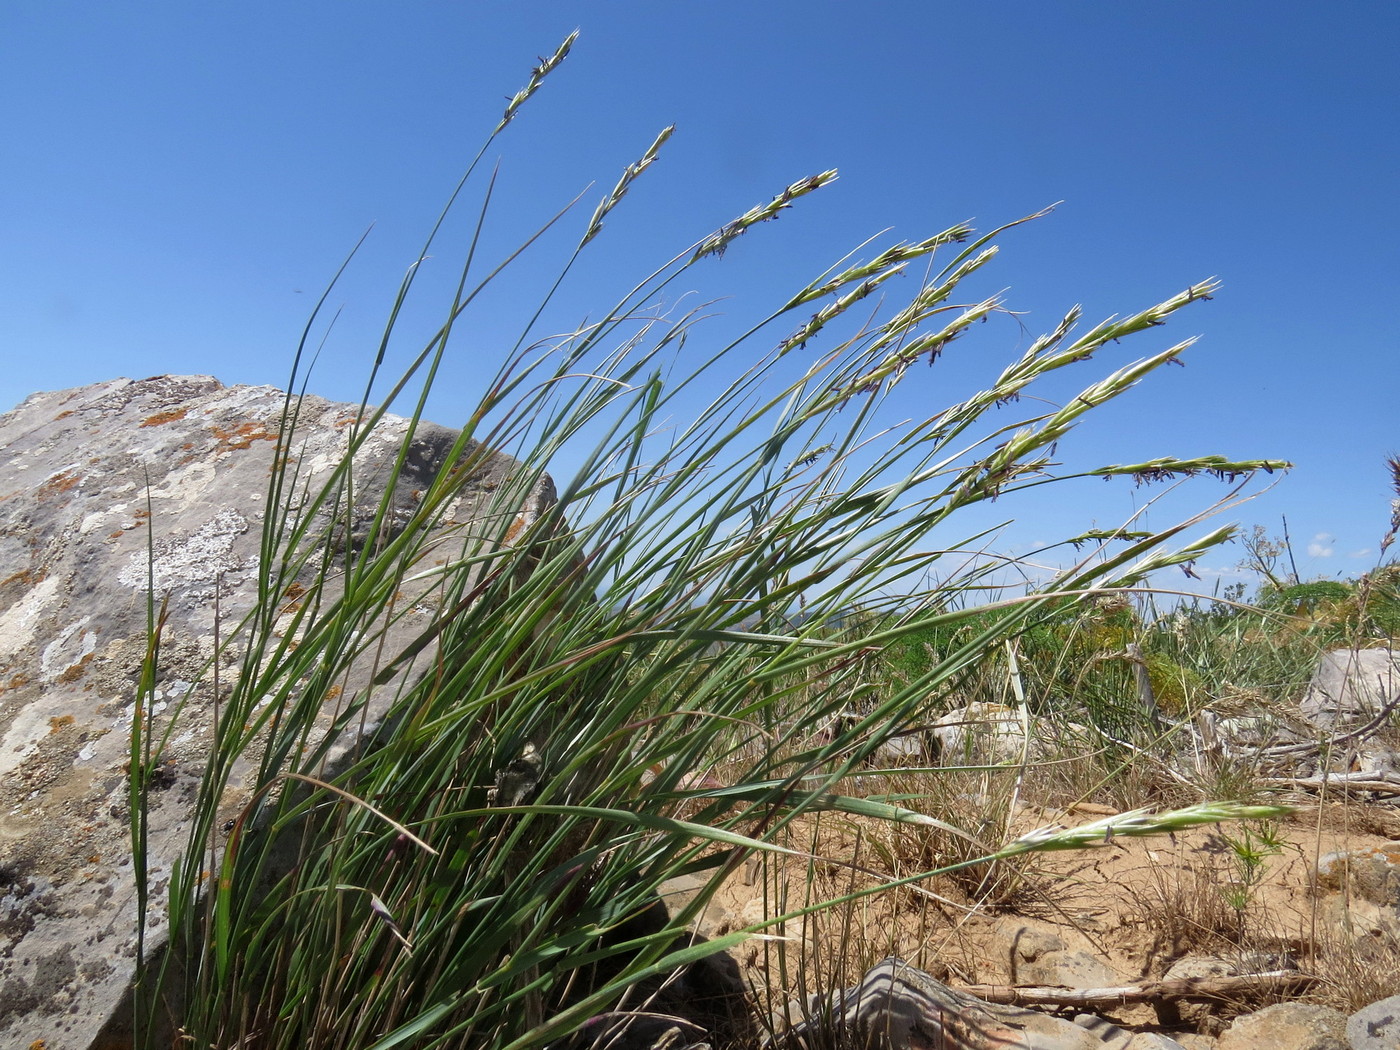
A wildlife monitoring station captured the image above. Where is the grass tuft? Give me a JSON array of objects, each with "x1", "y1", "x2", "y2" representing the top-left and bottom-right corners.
[{"x1": 126, "y1": 35, "x2": 1302, "y2": 1050}]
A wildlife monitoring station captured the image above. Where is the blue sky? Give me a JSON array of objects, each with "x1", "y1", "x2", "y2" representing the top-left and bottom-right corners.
[{"x1": 3, "y1": 3, "x2": 1396, "y2": 591}]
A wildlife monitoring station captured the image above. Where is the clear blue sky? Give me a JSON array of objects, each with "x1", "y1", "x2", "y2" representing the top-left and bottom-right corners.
[{"x1": 3, "y1": 3, "x2": 1396, "y2": 591}]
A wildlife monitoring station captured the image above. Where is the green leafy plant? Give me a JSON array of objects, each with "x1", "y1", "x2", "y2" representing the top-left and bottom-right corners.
[
  {"x1": 128, "y1": 34, "x2": 1290, "y2": 1050},
  {"x1": 1217, "y1": 820, "x2": 1288, "y2": 916}
]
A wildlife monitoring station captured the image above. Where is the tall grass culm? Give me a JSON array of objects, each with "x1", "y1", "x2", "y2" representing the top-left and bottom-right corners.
[{"x1": 133, "y1": 34, "x2": 1290, "y2": 1050}]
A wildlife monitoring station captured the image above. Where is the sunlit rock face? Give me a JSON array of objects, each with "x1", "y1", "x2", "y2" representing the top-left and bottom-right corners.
[
  {"x1": 0, "y1": 376, "x2": 555, "y2": 1050},
  {"x1": 1299, "y1": 648, "x2": 1400, "y2": 730}
]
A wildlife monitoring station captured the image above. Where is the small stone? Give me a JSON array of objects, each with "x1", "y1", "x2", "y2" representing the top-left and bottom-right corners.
[
  {"x1": 1121, "y1": 1035, "x2": 1190, "y2": 1050},
  {"x1": 1312, "y1": 843, "x2": 1400, "y2": 905}
]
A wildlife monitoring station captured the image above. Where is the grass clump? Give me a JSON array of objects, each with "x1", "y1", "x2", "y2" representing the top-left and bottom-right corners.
[{"x1": 129, "y1": 35, "x2": 1290, "y2": 1050}]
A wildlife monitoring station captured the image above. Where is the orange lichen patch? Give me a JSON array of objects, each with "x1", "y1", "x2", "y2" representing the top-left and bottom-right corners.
[
  {"x1": 53, "y1": 409, "x2": 73, "y2": 420},
  {"x1": 210, "y1": 421, "x2": 278, "y2": 451},
  {"x1": 334, "y1": 414, "x2": 364, "y2": 428},
  {"x1": 0, "y1": 566, "x2": 45, "y2": 590},
  {"x1": 57, "y1": 655, "x2": 93, "y2": 683},
  {"x1": 49, "y1": 715, "x2": 76, "y2": 733},
  {"x1": 29, "y1": 1039, "x2": 47, "y2": 1050},
  {"x1": 504, "y1": 512, "x2": 530, "y2": 545},
  {"x1": 40, "y1": 469, "x2": 82, "y2": 495},
  {"x1": 140, "y1": 407, "x2": 189, "y2": 427},
  {"x1": 87, "y1": 854, "x2": 102, "y2": 864},
  {"x1": 324, "y1": 684, "x2": 343, "y2": 701},
  {"x1": 4, "y1": 673, "x2": 31, "y2": 692},
  {"x1": 108, "y1": 530, "x2": 125, "y2": 540},
  {"x1": 279, "y1": 581, "x2": 308, "y2": 611},
  {"x1": 268, "y1": 443, "x2": 295, "y2": 474}
]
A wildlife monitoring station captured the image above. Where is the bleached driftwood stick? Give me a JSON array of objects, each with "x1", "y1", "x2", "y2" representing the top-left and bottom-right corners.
[
  {"x1": 1261, "y1": 771, "x2": 1400, "y2": 797},
  {"x1": 957, "y1": 969, "x2": 1315, "y2": 1008}
]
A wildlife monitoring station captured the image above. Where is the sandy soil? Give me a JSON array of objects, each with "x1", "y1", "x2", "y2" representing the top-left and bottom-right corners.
[{"x1": 663, "y1": 795, "x2": 1400, "y2": 1039}]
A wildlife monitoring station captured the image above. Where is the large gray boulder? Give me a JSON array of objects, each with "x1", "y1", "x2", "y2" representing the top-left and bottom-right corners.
[
  {"x1": 1299, "y1": 648, "x2": 1400, "y2": 730},
  {"x1": 0, "y1": 376, "x2": 557, "y2": 1049}
]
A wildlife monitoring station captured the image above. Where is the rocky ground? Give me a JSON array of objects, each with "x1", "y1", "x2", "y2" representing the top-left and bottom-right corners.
[{"x1": 662, "y1": 795, "x2": 1400, "y2": 1048}]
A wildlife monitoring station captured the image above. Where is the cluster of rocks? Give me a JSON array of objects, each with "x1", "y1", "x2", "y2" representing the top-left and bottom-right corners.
[
  {"x1": 1197, "y1": 649, "x2": 1400, "y2": 781},
  {"x1": 641, "y1": 841, "x2": 1400, "y2": 1050},
  {"x1": 923, "y1": 650, "x2": 1400, "y2": 786}
]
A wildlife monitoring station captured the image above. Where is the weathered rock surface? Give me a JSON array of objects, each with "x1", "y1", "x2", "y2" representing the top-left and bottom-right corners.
[
  {"x1": 996, "y1": 919, "x2": 1126, "y2": 990},
  {"x1": 1214, "y1": 1001, "x2": 1347, "y2": 1050},
  {"x1": 933, "y1": 703, "x2": 1032, "y2": 766},
  {"x1": 0, "y1": 376, "x2": 556, "y2": 1049},
  {"x1": 1312, "y1": 843, "x2": 1400, "y2": 906},
  {"x1": 1347, "y1": 993, "x2": 1400, "y2": 1049},
  {"x1": 565, "y1": 898, "x2": 756, "y2": 1050},
  {"x1": 1299, "y1": 649, "x2": 1400, "y2": 730}
]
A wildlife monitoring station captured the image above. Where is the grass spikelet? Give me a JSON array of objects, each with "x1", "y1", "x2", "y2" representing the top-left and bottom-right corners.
[
  {"x1": 582, "y1": 125, "x2": 675, "y2": 247},
  {"x1": 693, "y1": 170, "x2": 839, "y2": 259},
  {"x1": 782, "y1": 222, "x2": 976, "y2": 311},
  {"x1": 779, "y1": 264, "x2": 908, "y2": 352},
  {"x1": 1001, "y1": 802, "x2": 1292, "y2": 856},
  {"x1": 497, "y1": 30, "x2": 578, "y2": 133}
]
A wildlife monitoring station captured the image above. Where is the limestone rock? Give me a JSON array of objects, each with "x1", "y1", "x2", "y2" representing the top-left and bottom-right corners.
[
  {"x1": 1347, "y1": 993, "x2": 1400, "y2": 1050},
  {"x1": 574, "y1": 897, "x2": 755, "y2": 1050},
  {"x1": 0, "y1": 376, "x2": 557, "y2": 1049},
  {"x1": 997, "y1": 918, "x2": 1124, "y2": 990},
  {"x1": 1215, "y1": 1001, "x2": 1347, "y2": 1050},
  {"x1": 1113, "y1": 1035, "x2": 1189, "y2": 1050},
  {"x1": 1162, "y1": 956, "x2": 1237, "y2": 982},
  {"x1": 933, "y1": 703, "x2": 1031, "y2": 766},
  {"x1": 563, "y1": 1012, "x2": 711, "y2": 1050},
  {"x1": 1299, "y1": 649, "x2": 1400, "y2": 730},
  {"x1": 1312, "y1": 843, "x2": 1400, "y2": 906}
]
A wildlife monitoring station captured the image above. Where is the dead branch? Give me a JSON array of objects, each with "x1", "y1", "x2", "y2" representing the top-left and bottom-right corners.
[
  {"x1": 957, "y1": 969, "x2": 1315, "y2": 1008},
  {"x1": 1261, "y1": 771, "x2": 1400, "y2": 797},
  {"x1": 1248, "y1": 687, "x2": 1400, "y2": 760}
]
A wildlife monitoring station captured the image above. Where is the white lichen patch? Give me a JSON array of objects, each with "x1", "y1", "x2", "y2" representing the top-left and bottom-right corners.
[
  {"x1": 374, "y1": 416, "x2": 412, "y2": 446},
  {"x1": 113, "y1": 698, "x2": 168, "y2": 731},
  {"x1": 117, "y1": 510, "x2": 249, "y2": 593},
  {"x1": 0, "y1": 575, "x2": 62, "y2": 662},
  {"x1": 40, "y1": 617, "x2": 97, "y2": 683},
  {"x1": 303, "y1": 435, "x2": 354, "y2": 479}
]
